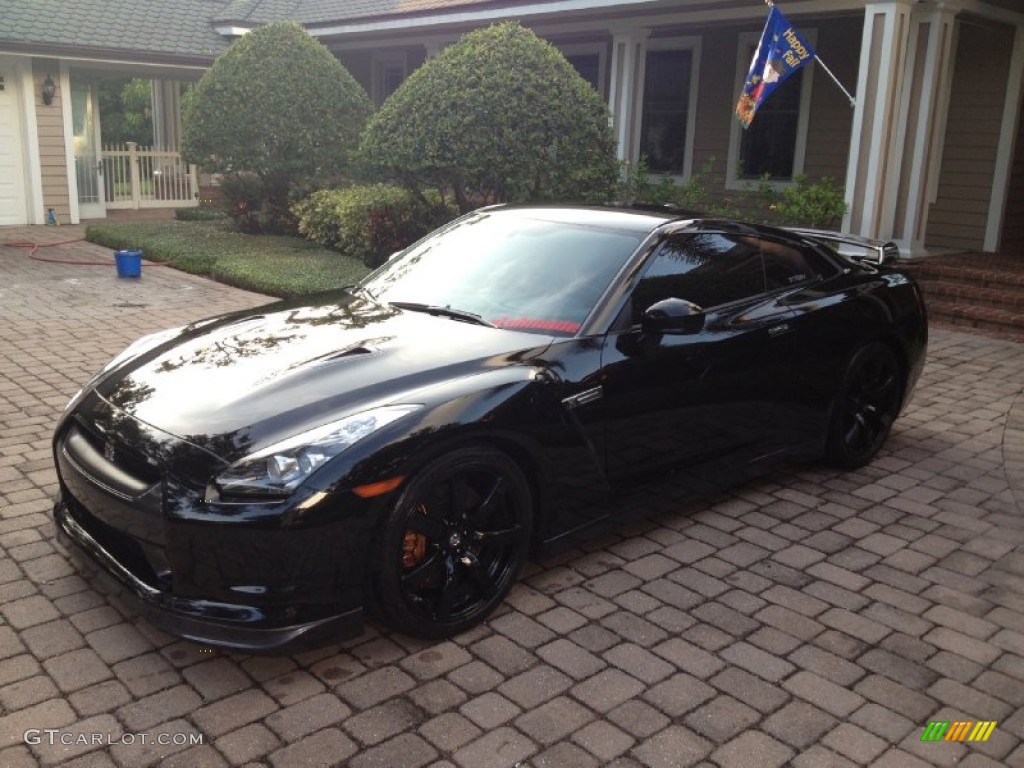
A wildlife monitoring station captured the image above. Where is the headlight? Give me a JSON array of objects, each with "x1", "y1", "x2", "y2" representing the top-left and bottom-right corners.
[{"x1": 213, "y1": 405, "x2": 422, "y2": 499}]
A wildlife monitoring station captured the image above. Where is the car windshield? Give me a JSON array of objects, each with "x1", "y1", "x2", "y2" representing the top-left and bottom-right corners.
[{"x1": 359, "y1": 209, "x2": 648, "y2": 336}]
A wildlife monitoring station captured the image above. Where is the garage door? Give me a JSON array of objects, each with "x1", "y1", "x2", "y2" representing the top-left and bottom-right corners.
[{"x1": 0, "y1": 60, "x2": 28, "y2": 226}]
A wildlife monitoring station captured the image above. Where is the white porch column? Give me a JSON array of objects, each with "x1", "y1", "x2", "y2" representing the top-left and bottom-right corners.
[
  {"x1": 607, "y1": 29, "x2": 649, "y2": 163},
  {"x1": 842, "y1": 1, "x2": 915, "y2": 243},
  {"x1": 889, "y1": 2, "x2": 960, "y2": 257},
  {"x1": 985, "y1": 22, "x2": 1024, "y2": 251},
  {"x1": 150, "y1": 80, "x2": 181, "y2": 150}
]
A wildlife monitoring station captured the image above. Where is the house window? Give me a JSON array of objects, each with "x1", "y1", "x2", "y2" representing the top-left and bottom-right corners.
[
  {"x1": 739, "y1": 67, "x2": 803, "y2": 178},
  {"x1": 372, "y1": 53, "x2": 407, "y2": 106},
  {"x1": 639, "y1": 49, "x2": 693, "y2": 175},
  {"x1": 565, "y1": 53, "x2": 601, "y2": 91},
  {"x1": 727, "y1": 33, "x2": 814, "y2": 189},
  {"x1": 559, "y1": 43, "x2": 606, "y2": 94}
]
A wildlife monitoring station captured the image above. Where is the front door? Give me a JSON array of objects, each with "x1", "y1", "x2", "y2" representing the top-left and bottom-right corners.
[
  {"x1": 595, "y1": 232, "x2": 797, "y2": 484},
  {"x1": 70, "y1": 76, "x2": 105, "y2": 219}
]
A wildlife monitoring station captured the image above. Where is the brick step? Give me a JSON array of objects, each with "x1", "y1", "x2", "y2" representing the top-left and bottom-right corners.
[
  {"x1": 905, "y1": 261, "x2": 1024, "y2": 290},
  {"x1": 925, "y1": 298, "x2": 1024, "y2": 338},
  {"x1": 916, "y1": 279, "x2": 1024, "y2": 312}
]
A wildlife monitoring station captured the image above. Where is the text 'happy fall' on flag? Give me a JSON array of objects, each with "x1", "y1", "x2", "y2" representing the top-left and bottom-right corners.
[{"x1": 736, "y1": 4, "x2": 816, "y2": 129}]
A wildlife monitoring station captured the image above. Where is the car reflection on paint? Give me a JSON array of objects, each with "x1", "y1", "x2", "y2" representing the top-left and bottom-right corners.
[{"x1": 52, "y1": 205, "x2": 927, "y2": 651}]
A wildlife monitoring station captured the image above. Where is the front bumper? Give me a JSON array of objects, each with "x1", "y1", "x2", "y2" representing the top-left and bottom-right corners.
[
  {"x1": 54, "y1": 494, "x2": 364, "y2": 653},
  {"x1": 51, "y1": 391, "x2": 375, "y2": 654}
]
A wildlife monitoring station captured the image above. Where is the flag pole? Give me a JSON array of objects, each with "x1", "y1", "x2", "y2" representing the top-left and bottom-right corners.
[
  {"x1": 813, "y1": 54, "x2": 856, "y2": 107},
  {"x1": 764, "y1": 0, "x2": 856, "y2": 108}
]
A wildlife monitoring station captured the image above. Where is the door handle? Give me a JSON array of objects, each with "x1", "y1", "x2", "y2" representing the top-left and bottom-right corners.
[
  {"x1": 768, "y1": 323, "x2": 791, "y2": 338},
  {"x1": 562, "y1": 386, "x2": 603, "y2": 410}
]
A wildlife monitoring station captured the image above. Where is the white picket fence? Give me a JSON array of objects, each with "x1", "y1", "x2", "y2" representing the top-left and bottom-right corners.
[{"x1": 101, "y1": 142, "x2": 198, "y2": 209}]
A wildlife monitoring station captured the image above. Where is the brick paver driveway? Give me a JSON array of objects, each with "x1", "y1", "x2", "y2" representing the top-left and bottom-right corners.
[{"x1": 2, "y1": 228, "x2": 1024, "y2": 768}]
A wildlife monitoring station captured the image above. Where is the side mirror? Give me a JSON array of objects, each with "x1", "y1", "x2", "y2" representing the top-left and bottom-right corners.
[{"x1": 642, "y1": 298, "x2": 705, "y2": 335}]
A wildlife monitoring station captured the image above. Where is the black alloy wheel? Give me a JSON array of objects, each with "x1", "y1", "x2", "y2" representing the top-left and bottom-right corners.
[
  {"x1": 826, "y1": 342, "x2": 902, "y2": 468},
  {"x1": 373, "y1": 446, "x2": 533, "y2": 638}
]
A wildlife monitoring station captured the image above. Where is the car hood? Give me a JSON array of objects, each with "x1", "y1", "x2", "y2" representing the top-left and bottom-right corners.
[{"x1": 94, "y1": 291, "x2": 552, "y2": 461}]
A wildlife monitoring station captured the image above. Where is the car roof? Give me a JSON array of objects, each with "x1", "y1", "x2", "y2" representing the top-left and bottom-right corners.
[
  {"x1": 482, "y1": 204, "x2": 675, "y2": 234},
  {"x1": 486, "y1": 204, "x2": 800, "y2": 241}
]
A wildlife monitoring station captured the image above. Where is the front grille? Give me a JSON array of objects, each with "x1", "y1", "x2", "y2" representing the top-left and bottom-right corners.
[{"x1": 71, "y1": 418, "x2": 162, "y2": 489}]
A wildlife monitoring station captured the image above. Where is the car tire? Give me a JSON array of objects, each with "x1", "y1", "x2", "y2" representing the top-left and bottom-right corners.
[
  {"x1": 372, "y1": 445, "x2": 533, "y2": 639},
  {"x1": 825, "y1": 341, "x2": 902, "y2": 469}
]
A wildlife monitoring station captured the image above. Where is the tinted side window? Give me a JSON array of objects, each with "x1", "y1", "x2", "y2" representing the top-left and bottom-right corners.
[
  {"x1": 761, "y1": 238, "x2": 829, "y2": 290},
  {"x1": 631, "y1": 233, "x2": 765, "y2": 321}
]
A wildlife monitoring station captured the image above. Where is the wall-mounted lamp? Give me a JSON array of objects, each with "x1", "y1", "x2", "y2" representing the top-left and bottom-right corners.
[{"x1": 41, "y1": 74, "x2": 56, "y2": 105}]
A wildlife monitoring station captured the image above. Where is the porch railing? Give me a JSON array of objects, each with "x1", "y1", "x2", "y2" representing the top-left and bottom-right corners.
[{"x1": 101, "y1": 142, "x2": 199, "y2": 209}]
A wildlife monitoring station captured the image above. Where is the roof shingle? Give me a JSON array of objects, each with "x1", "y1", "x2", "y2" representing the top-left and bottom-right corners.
[{"x1": 0, "y1": 0, "x2": 230, "y2": 59}]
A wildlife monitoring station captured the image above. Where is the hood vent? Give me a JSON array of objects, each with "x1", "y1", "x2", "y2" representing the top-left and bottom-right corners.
[
  {"x1": 283, "y1": 342, "x2": 379, "y2": 374},
  {"x1": 330, "y1": 346, "x2": 374, "y2": 359}
]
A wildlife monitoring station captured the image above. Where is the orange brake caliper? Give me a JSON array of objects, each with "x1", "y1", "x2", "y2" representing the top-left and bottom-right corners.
[{"x1": 401, "y1": 504, "x2": 429, "y2": 568}]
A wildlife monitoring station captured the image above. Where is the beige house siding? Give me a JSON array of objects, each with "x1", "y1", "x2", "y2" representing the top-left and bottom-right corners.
[
  {"x1": 802, "y1": 17, "x2": 860, "y2": 182},
  {"x1": 689, "y1": 19, "x2": 859, "y2": 208},
  {"x1": 691, "y1": 25, "x2": 736, "y2": 192},
  {"x1": 927, "y1": 20, "x2": 1014, "y2": 250},
  {"x1": 1001, "y1": 96, "x2": 1024, "y2": 252},
  {"x1": 32, "y1": 58, "x2": 71, "y2": 223}
]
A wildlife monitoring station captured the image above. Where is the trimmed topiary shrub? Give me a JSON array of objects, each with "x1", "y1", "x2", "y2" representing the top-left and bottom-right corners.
[
  {"x1": 217, "y1": 173, "x2": 266, "y2": 233},
  {"x1": 181, "y1": 22, "x2": 372, "y2": 233},
  {"x1": 361, "y1": 22, "x2": 619, "y2": 213},
  {"x1": 293, "y1": 184, "x2": 458, "y2": 267}
]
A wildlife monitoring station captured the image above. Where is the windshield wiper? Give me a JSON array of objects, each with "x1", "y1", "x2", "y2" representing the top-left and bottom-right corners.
[
  {"x1": 342, "y1": 284, "x2": 376, "y2": 300},
  {"x1": 388, "y1": 301, "x2": 496, "y2": 328}
]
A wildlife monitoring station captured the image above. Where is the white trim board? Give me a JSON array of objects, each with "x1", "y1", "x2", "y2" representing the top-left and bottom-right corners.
[{"x1": 985, "y1": 22, "x2": 1024, "y2": 252}]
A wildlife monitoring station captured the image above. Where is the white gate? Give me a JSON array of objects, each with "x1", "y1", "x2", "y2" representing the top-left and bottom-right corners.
[{"x1": 101, "y1": 142, "x2": 198, "y2": 209}]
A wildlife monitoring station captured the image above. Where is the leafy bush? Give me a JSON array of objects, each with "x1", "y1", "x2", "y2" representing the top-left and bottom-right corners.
[
  {"x1": 772, "y1": 174, "x2": 848, "y2": 228},
  {"x1": 181, "y1": 22, "x2": 372, "y2": 233},
  {"x1": 618, "y1": 159, "x2": 848, "y2": 228},
  {"x1": 617, "y1": 157, "x2": 720, "y2": 214},
  {"x1": 617, "y1": 158, "x2": 677, "y2": 207},
  {"x1": 361, "y1": 22, "x2": 619, "y2": 212},
  {"x1": 294, "y1": 184, "x2": 458, "y2": 267}
]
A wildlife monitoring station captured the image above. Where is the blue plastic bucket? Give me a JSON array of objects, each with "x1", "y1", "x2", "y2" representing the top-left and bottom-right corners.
[{"x1": 115, "y1": 249, "x2": 142, "y2": 278}]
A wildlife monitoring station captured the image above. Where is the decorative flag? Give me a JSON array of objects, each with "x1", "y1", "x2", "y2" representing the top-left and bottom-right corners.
[{"x1": 736, "y1": 5, "x2": 816, "y2": 128}]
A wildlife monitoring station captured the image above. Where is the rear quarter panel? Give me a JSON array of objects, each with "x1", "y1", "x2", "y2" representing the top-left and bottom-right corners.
[{"x1": 783, "y1": 265, "x2": 927, "y2": 449}]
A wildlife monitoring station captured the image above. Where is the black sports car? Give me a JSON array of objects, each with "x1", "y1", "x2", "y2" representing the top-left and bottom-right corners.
[{"x1": 53, "y1": 205, "x2": 927, "y2": 651}]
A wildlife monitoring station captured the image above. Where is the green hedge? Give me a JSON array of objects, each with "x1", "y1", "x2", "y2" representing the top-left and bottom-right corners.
[
  {"x1": 174, "y1": 206, "x2": 226, "y2": 222},
  {"x1": 85, "y1": 219, "x2": 369, "y2": 298},
  {"x1": 294, "y1": 184, "x2": 457, "y2": 268}
]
